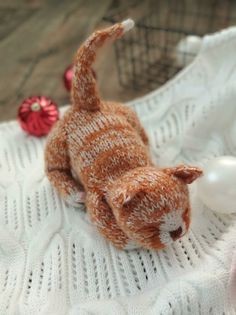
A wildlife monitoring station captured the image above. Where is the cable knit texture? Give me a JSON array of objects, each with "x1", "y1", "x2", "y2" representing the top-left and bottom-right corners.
[
  {"x1": 45, "y1": 21, "x2": 202, "y2": 250},
  {"x1": 0, "y1": 26, "x2": 236, "y2": 315}
]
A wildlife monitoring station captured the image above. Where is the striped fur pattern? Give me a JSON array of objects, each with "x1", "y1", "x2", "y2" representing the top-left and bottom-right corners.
[{"x1": 45, "y1": 20, "x2": 202, "y2": 250}]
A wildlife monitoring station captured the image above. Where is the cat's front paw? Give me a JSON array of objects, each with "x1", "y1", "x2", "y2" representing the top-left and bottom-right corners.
[{"x1": 65, "y1": 191, "x2": 86, "y2": 207}]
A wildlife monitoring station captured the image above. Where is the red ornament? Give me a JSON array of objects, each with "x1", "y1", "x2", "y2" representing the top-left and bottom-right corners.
[
  {"x1": 63, "y1": 64, "x2": 73, "y2": 91},
  {"x1": 18, "y1": 96, "x2": 59, "y2": 137}
]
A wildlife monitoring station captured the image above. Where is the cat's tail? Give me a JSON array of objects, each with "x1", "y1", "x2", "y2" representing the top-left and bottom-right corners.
[{"x1": 71, "y1": 19, "x2": 134, "y2": 111}]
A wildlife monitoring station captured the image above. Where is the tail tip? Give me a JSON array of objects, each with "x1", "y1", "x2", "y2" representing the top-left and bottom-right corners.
[{"x1": 121, "y1": 19, "x2": 135, "y2": 33}]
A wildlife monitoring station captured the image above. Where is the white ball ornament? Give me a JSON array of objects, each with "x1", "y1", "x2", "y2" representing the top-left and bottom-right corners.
[
  {"x1": 175, "y1": 35, "x2": 202, "y2": 67},
  {"x1": 197, "y1": 156, "x2": 236, "y2": 214}
]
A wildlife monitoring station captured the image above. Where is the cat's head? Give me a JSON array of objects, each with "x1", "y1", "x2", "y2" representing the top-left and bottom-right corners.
[{"x1": 106, "y1": 165, "x2": 202, "y2": 250}]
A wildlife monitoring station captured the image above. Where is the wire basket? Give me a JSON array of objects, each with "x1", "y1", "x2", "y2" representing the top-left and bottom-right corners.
[{"x1": 104, "y1": 0, "x2": 236, "y2": 92}]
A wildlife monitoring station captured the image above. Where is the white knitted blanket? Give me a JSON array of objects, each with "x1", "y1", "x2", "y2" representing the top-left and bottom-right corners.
[{"x1": 0, "y1": 27, "x2": 236, "y2": 315}]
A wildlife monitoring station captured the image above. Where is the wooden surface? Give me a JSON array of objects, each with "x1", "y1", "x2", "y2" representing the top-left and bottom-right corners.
[{"x1": 0, "y1": 0, "x2": 140, "y2": 122}]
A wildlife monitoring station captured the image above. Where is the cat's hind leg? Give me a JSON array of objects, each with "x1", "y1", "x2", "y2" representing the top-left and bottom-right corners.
[{"x1": 45, "y1": 121, "x2": 85, "y2": 207}]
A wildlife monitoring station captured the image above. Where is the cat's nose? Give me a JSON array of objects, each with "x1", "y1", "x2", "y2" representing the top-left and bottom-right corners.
[{"x1": 169, "y1": 226, "x2": 182, "y2": 240}]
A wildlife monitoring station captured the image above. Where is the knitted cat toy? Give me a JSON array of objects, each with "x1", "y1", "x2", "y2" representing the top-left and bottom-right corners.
[{"x1": 45, "y1": 19, "x2": 202, "y2": 250}]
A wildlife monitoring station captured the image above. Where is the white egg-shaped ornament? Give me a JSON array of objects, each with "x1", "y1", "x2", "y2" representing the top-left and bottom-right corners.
[
  {"x1": 197, "y1": 156, "x2": 236, "y2": 214},
  {"x1": 175, "y1": 35, "x2": 202, "y2": 68}
]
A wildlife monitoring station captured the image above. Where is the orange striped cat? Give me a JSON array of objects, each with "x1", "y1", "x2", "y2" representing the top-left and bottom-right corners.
[{"x1": 45, "y1": 20, "x2": 202, "y2": 250}]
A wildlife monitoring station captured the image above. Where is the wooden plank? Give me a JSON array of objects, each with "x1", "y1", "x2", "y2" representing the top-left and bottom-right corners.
[{"x1": 0, "y1": 0, "x2": 112, "y2": 121}]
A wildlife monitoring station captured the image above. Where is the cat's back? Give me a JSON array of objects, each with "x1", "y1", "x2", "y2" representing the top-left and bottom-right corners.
[
  {"x1": 64, "y1": 102, "x2": 148, "y2": 185},
  {"x1": 65, "y1": 101, "x2": 138, "y2": 149}
]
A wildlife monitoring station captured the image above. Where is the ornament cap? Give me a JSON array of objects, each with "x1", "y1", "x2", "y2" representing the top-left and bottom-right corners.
[{"x1": 31, "y1": 102, "x2": 41, "y2": 112}]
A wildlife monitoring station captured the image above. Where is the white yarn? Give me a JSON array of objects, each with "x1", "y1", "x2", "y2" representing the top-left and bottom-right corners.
[
  {"x1": 121, "y1": 19, "x2": 135, "y2": 33},
  {"x1": 0, "y1": 27, "x2": 236, "y2": 315}
]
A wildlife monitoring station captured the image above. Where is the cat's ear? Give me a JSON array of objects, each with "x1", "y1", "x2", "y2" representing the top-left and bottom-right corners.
[{"x1": 164, "y1": 165, "x2": 203, "y2": 184}]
